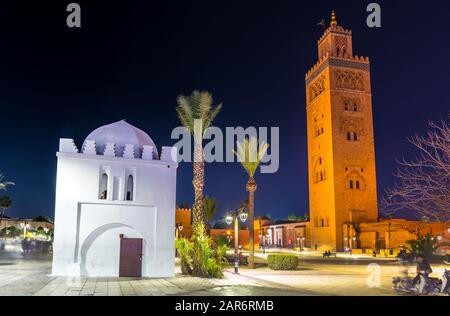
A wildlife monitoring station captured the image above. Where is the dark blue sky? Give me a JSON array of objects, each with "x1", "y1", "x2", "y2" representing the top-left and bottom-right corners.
[{"x1": 1, "y1": 1, "x2": 449, "y2": 221}]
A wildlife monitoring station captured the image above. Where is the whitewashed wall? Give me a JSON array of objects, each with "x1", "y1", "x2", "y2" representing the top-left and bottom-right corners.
[{"x1": 52, "y1": 140, "x2": 177, "y2": 278}]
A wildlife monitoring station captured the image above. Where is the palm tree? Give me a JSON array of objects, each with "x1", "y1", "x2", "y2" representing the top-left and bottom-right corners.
[
  {"x1": 203, "y1": 196, "x2": 218, "y2": 233},
  {"x1": 0, "y1": 174, "x2": 14, "y2": 191},
  {"x1": 0, "y1": 196, "x2": 12, "y2": 226},
  {"x1": 176, "y1": 91, "x2": 222, "y2": 229},
  {"x1": 234, "y1": 137, "x2": 269, "y2": 269}
]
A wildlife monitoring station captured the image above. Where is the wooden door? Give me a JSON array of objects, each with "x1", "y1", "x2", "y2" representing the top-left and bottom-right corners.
[{"x1": 119, "y1": 237, "x2": 143, "y2": 277}]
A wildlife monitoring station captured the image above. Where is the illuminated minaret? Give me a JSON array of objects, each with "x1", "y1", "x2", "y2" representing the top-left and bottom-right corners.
[{"x1": 305, "y1": 12, "x2": 378, "y2": 251}]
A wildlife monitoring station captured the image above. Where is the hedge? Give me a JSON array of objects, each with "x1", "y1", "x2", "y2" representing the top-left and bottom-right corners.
[{"x1": 267, "y1": 254, "x2": 299, "y2": 270}]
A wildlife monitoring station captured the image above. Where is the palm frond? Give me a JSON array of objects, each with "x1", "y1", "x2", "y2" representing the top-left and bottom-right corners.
[
  {"x1": 234, "y1": 137, "x2": 269, "y2": 177},
  {"x1": 175, "y1": 91, "x2": 222, "y2": 138},
  {"x1": 0, "y1": 174, "x2": 14, "y2": 190},
  {"x1": 176, "y1": 95, "x2": 195, "y2": 133}
]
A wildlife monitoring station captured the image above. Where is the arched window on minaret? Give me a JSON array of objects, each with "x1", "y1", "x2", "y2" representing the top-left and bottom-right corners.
[
  {"x1": 99, "y1": 173, "x2": 108, "y2": 199},
  {"x1": 126, "y1": 175, "x2": 134, "y2": 201}
]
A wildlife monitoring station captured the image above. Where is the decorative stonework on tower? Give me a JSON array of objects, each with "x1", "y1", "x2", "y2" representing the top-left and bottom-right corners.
[{"x1": 305, "y1": 12, "x2": 378, "y2": 251}]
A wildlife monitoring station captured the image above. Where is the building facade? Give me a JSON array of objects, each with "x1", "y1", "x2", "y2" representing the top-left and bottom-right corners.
[
  {"x1": 52, "y1": 120, "x2": 178, "y2": 278},
  {"x1": 306, "y1": 12, "x2": 378, "y2": 251}
]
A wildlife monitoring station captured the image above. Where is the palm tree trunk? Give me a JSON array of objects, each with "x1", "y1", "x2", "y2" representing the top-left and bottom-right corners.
[
  {"x1": 246, "y1": 177, "x2": 257, "y2": 269},
  {"x1": 192, "y1": 143, "x2": 205, "y2": 228}
]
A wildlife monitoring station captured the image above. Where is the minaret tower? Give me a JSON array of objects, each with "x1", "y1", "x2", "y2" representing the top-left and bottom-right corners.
[{"x1": 305, "y1": 12, "x2": 378, "y2": 251}]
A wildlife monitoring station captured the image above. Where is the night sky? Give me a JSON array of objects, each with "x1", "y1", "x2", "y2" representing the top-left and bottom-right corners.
[{"x1": 1, "y1": 1, "x2": 449, "y2": 222}]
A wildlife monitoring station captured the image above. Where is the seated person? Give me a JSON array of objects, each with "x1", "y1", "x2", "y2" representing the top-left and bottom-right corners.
[{"x1": 413, "y1": 254, "x2": 432, "y2": 285}]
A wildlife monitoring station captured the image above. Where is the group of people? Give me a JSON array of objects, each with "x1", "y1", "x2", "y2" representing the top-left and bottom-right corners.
[{"x1": 21, "y1": 238, "x2": 51, "y2": 254}]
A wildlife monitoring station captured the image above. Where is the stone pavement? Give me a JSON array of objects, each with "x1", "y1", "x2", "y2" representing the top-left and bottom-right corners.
[
  {"x1": 0, "y1": 251, "x2": 307, "y2": 296},
  {"x1": 3, "y1": 249, "x2": 442, "y2": 296}
]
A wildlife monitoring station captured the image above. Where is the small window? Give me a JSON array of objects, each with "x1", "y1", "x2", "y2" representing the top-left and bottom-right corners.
[
  {"x1": 347, "y1": 132, "x2": 351, "y2": 141},
  {"x1": 321, "y1": 218, "x2": 325, "y2": 227},
  {"x1": 353, "y1": 104, "x2": 358, "y2": 111},
  {"x1": 349, "y1": 180, "x2": 353, "y2": 189},
  {"x1": 353, "y1": 133, "x2": 358, "y2": 141},
  {"x1": 320, "y1": 171, "x2": 323, "y2": 181},
  {"x1": 344, "y1": 101, "x2": 349, "y2": 111},
  {"x1": 319, "y1": 158, "x2": 322, "y2": 165},
  {"x1": 99, "y1": 173, "x2": 108, "y2": 199},
  {"x1": 356, "y1": 180, "x2": 360, "y2": 190},
  {"x1": 126, "y1": 175, "x2": 134, "y2": 201}
]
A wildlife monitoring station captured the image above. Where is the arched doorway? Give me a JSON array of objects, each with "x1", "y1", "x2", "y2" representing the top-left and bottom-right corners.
[{"x1": 80, "y1": 223, "x2": 144, "y2": 277}]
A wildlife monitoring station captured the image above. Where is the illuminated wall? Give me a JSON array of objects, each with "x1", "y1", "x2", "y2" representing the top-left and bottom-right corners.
[
  {"x1": 52, "y1": 121, "x2": 178, "y2": 277},
  {"x1": 306, "y1": 16, "x2": 378, "y2": 251}
]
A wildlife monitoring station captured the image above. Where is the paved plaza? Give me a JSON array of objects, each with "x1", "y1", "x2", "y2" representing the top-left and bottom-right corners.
[{"x1": 1, "y1": 249, "x2": 447, "y2": 296}]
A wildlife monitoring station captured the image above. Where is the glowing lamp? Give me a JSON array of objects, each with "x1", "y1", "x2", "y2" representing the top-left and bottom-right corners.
[
  {"x1": 239, "y1": 212, "x2": 248, "y2": 223},
  {"x1": 225, "y1": 215, "x2": 233, "y2": 225}
]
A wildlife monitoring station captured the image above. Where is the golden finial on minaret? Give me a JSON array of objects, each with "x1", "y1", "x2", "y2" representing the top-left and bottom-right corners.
[{"x1": 330, "y1": 10, "x2": 338, "y2": 26}]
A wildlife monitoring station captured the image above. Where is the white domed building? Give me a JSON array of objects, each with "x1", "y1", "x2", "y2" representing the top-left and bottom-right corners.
[{"x1": 52, "y1": 120, "x2": 178, "y2": 278}]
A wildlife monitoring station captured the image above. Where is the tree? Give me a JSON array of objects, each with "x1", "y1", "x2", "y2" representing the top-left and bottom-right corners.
[
  {"x1": 203, "y1": 196, "x2": 218, "y2": 232},
  {"x1": 0, "y1": 174, "x2": 14, "y2": 191},
  {"x1": 176, "y1": 91, "x2": 222, "y2": 228},
  {"x1": 0, "y1": 196, "x2": 12, "y2": 225},
  {"x1": 287, "y1": 214, "x2": 304, "y2": 221},
  {"x1": 381, "y1": 121, "x2": 450, "y2": 222},
  {"x1": 234, "y1": 137, "x2": 269, "y2": 269},
  {"x1": 406, "y1": 233, "x2": 450, "y2": 259}
]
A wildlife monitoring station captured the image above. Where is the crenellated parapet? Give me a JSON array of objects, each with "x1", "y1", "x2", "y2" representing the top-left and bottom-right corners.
[
  {"x1": 58, "y1": 138, "x2": 177, "y2": 163},
  {"x1": 305, "y1": 53, "x2": 370, "y2": 79},
  {"x1": 318, "y1": 25, "x2": 352, "y2": 44}
]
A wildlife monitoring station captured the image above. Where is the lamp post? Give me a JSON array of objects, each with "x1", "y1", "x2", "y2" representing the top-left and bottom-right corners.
[
  {"x1": 226, "y1": 209, "x2": 248, "y2": 274},
  {"x1": 175, "y1": 223, "x2": 183, "y2": 239},
  {"x1": 19, "y1": 222, "x2": 30, "y2": 239},
  {"x1": 301, "y1": 236, "x2": 305, "y2": 252}
]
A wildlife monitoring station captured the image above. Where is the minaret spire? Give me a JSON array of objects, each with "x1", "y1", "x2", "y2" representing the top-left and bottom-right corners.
[{"x1": 330, "y1": 10, "x2": 338, "y2": 26}]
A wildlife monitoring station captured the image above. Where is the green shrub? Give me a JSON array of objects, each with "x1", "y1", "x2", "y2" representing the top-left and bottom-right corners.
[
  {"x1": 176, "y1": 224, "x2": 225, "y2": 278},
  {"x1": 175, "y1": 238, "x2": 193, "y2": 275},
  {"x1": 267, "y1": 254, "x2": 299, "y2": 270},
  {"x1": 206, "y1": 258, "x2": 224, "y2": 278},
  {"x1": 214, "y1": 244, "x2": 229, "y2": 265},
  {"x1": 406, "y1": 233, "x2": 450, "y2": 260},
  {"x1": 215, "y1": 235, "x2": 230, "y2": 247}
]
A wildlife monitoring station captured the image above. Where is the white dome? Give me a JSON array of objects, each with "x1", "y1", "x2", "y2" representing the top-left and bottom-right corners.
[{"x1": 83, "y1": 120, "x2": 158, "y2": 159}]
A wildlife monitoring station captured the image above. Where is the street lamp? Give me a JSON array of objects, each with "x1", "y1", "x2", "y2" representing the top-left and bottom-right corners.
[
  {"x1": 226, "y1": 208, "x2": 248, "y2": 274},
  {"x1": 175, "y1": 223, "x2": 183, "y2": 239},
  {"x1": 19, "y1": 222, "x2": 30, "y2": 239}
]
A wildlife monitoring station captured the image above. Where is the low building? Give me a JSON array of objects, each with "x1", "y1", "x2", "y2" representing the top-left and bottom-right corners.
[
  {"x1": 260, "y1": 220, "x2": 311, "y2": 250},
  {"x1": 175, "y1": 208, "x2": 311, "y2": 250},
  {"x1": 347, "y1": 219, "x2": 450, "y2": 255},
  {"x1": 52, "y1": 120, "x2": 178, "y2": 278}
]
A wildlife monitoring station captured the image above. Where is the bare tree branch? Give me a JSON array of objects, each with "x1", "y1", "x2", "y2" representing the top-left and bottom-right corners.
[{"x1": 381, "y1": 121, "x2": 450, "y2": 222}]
